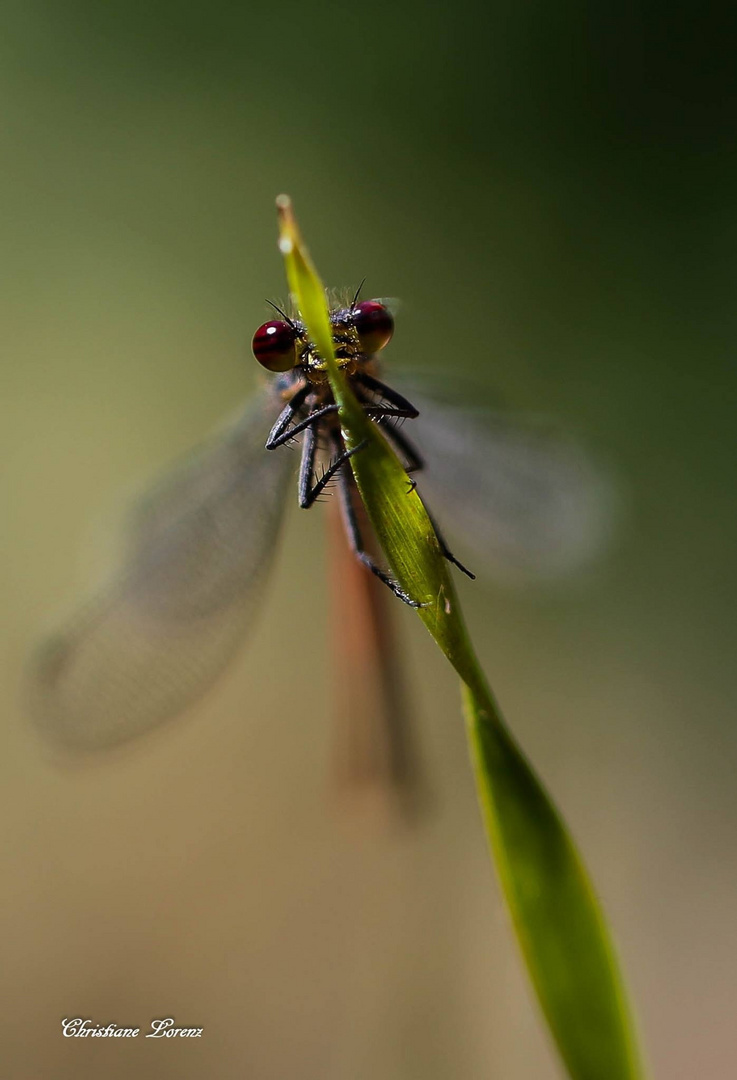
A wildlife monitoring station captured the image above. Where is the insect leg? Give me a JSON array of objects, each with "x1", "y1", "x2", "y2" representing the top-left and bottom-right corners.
[
  {"x1": 425, "y1": 508, "x2": 476, "y2": 579},
  {"x1": 265, "y1": 383, "x2": 310, "y2": 449},
  {"x1": 267, "y1": 403, "x2": 340, "y2": 449},
  {"x1": 365, "y1": 406, "x2": 420, "y2": 421},
  {"x1": 355, "y1": 373, "x2": 419, "y2": 418},
  {"x1": 336, "y1": 453, "x2": 423, "y2": 608},
  {"x1": 378, "y1": 423, "x2": 425, "y2": 474},
  {"x1": 298, "y1": 423, "x2": 318, "y2": 506},
  {"x1": 299, "y1": 433, "x2": 368, "y2": 509},
  {"x1": 372, "y1": 423, "x2": 473, "y2": 576}
]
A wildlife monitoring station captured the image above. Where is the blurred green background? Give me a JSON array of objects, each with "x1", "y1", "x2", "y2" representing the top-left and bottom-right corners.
[{"x1": 2, "y1": 1, "x2": 736, "y2": 1077}]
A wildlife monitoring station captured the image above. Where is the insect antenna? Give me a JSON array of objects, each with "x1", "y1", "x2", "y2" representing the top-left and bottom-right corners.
[
  {"x1": 350, "y1": 278, "x2": 367, "y2": 312},
  {"x1": 265, "y1": 299, "x2": 298, "y2": 329}
]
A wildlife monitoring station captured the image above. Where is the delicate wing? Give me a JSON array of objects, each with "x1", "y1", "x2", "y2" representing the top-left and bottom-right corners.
[
  {"x1": 28, "y1": 389, "x2": 294, "y2": 750},
  {"x1": 403, "y1": 389, "x2": 618, "y2": 581},
  {"x1": 373, "y1": 297, "x2": 401, "y2": 317}
]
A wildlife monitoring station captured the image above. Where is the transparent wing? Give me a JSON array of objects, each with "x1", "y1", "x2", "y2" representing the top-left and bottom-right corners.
[
  {"x1": 401, "y1": 386, "x2": 618, "y2": 582},
  {"x1": 28, "y1": 389, "x2": 294, "y2": 750},
  {"x1": 373, "y1": 297, "x2": 401, "y2": 317}
]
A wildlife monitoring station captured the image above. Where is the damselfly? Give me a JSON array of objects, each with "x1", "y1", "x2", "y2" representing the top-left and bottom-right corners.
[{"x1": 29, "y1": 279, "x2": 609, "y2": 753}]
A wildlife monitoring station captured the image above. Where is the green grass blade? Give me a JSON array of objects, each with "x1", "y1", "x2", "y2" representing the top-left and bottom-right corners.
[
  {"x1": 462, "y1": 681, "x2": 644, "y2": 1080},
  {"x1": 275, "y1": 195, "x2": 645, "y2": 1080}
]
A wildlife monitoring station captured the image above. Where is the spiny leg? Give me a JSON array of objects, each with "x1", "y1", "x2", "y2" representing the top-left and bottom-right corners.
[
  {"x1": 425, "y1": 506, "x2": 475, "y2": 579},
  {"x1": 379, "y1": 422, "x2": 422, "y2": 493},
  {"x1": 299, "y1": 428, "x2": 368, "y2": 509},
  {"x1": 379, "y1": 423, "x2": 425, "y2": 475},
  {"x1": 355, "y1": 372, "x2": 419, "y2": 418},
  {"x1": 267, "y1": 403, "x2": 339, "y2": 450},
  {"x1": 270, "y1": 396, "x2": 417, "y2": 454},
  {"x1": 364, "y1": 405, "x2": 420, "y2": 422},
  {"x1": 336, "y1": 452, "x2": 423, "y2": 608},
  {"x1": 379, "y1": 424, "x2": 474, "y2": 579},
  {"x1": 298, "y1": 423, "x2": 318, "y2": 507},
  {"x1": 265, "y1": 383, "x2": 310, "y2": 449}
]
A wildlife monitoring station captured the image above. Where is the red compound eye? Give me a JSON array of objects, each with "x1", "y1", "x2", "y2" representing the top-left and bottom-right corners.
[
  {"x1": 252, "y1": 320, "x2": 297, "y2": 372},
  {"x1": 353, "y1": 301, "x2": 394, "y2": 353}
]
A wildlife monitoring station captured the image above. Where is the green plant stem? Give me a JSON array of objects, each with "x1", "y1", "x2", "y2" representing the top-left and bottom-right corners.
[{"x1": 276, "y1": 194, "x2": 645, "y2": 1080}]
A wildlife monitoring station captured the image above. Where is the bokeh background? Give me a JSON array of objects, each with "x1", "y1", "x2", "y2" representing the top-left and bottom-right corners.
[{"x1": 2, "y1": 1, "x2": 736, "y2": 1077}]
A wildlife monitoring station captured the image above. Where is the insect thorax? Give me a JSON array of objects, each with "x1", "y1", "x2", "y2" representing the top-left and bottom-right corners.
[{"x1": 297, "y1": 312, "x2": 364, "y2": 384}]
